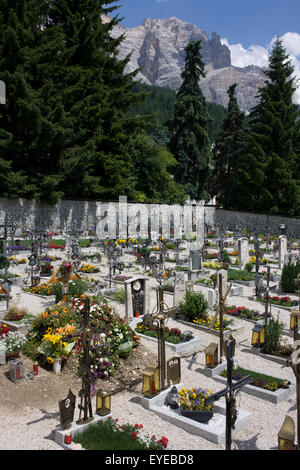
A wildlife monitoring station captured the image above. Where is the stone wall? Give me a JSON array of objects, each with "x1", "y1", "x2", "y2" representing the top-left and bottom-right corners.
[
  {"x1": 0, "y1": 198, "x2": 299, "y2": 239},
  {"x1": 215, "y1": 208, "x2": 300, "y2": 236}
]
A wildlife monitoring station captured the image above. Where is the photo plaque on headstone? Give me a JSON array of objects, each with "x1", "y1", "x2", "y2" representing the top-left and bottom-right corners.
[
  {"x1": 58, "y1": 389, "x2": 76, "y2": 430},
  {"x1": 167, "y1": 356, "x2": 181, "y2": 385}
]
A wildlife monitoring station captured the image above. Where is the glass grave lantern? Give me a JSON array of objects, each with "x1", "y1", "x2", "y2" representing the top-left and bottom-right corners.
[
  {"x1": 142, "y1": 365, "x2": 160, "y2": 398},
  {"x1": 9, "y1": 359, "x2": 24, "y2": 382},
  {"x1": 96, "y1": 390, "x2": 112, "y2": 416},
  {"x1": 251, "y1": 321, "x2": 265, "y2": 348},
  {"x1": 278, "y1": 415, "x2": 295, "y2": 450},
  {"x1": 205, "y1": 343, "x2": 219, "y2": 368},
  {"x1": 290, "y1": 311, "x2": 300, "y2": 340}
]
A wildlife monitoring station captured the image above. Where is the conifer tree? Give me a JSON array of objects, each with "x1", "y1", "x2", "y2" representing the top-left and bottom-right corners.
[
  {"x1": 231, "y1": 39, "x2": 300, "y2": 216},
  {"x1": 0, "y1": 0, "x2": 66, "y2": 203},
  {"x1": 212, "y1": 83, "x2": 248, "y2": 208},
  {"x1": 168, "y1": 40, "x2": 212, "y2": 201},
  {"x1": 42, "y1": 0, "x2": 148, "y2": 200}
]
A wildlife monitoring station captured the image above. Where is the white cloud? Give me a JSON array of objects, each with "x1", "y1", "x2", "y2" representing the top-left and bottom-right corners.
[{"x1": 221, "y1": 33, "x2": 300, "y2": 103}]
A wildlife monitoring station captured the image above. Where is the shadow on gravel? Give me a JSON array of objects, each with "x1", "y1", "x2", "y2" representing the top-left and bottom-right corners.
[
  {"x1": 233, "y1": 433, "x2": 260, "y2": 450},
  {"x1": 27, "y1": 408, "x2": 60, "y2": 426}
]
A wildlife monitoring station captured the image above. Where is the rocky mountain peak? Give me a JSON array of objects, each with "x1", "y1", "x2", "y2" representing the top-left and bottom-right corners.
[{"x1": 111, "y1": 16, "x2": 266, "y2": 113}]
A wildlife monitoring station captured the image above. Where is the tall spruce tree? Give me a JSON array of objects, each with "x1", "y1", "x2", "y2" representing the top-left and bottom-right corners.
[
  {"x1": 212, "y1": 83, "x2": 248, "y2": 208},
  {"x1": 231, "y1": 39, "x2": 300, "y2": 216},
  {"x1": 168, "y1": 40, "x2": 212, "y2": 201},
  {"x1": 0, "y1": 0, "x2": 66, "y2": 203},
  {"x1": 41, "y1": 0, "x2": 149, "y2": 200}
]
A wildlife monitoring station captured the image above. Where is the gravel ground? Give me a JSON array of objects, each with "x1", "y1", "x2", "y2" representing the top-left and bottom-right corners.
[{"x1": 0, "y1": 248, "x2": 298, "y2": 451}]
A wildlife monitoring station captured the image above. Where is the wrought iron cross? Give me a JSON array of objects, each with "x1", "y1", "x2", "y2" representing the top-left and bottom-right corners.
[
  {"x1": 209, "y1": 270, "x2": 232, "y2": 361},
  {"x1": 65, "y1": 296, "x2": 95, "y2": 425},
  {"x1": 204, "y1": 339, "x2": 251, "y2": 450}
]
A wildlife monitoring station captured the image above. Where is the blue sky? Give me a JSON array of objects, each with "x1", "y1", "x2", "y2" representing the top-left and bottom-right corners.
[
  {"x1": 115, "y1": 0, "x2": 300, "y2": 100},
  {"x1": 116, "y1": 0, "x2": 300, "y2": 49}
]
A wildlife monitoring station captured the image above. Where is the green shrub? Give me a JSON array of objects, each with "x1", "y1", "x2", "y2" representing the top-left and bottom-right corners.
[
  {"x1": 280, "y1": 261, "x2": 300, "y2": 293},
  {"x1": 263, "y1": 315, "x2": 285, "y2": 355},
  {"x1": 178, "y1": 290, "x2": 208, "y2": 323},
  {"x1": 245, "y1": 262, "x2": 254, "y2": 272}
]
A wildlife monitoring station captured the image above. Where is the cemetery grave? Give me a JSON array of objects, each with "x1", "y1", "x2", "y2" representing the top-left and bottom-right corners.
[{"x1": 0, "y1": 223, "x2": 299, "y2": 450}]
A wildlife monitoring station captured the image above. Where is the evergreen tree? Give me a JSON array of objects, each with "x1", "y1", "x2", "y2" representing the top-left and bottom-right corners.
[
  {"x1": 0, "y1": 0, "x2": 66, "y2": 203},
  {"x1": 42, "y1": 0, "x2": 149, "y2": 200},
  {"x1": 230, "y1": 39, "x2": 300, "y2": 216},
  {"x1": 168, "y1": 40, "x2": 212, "y2": 201},
  {"x1": 212, "y1": 83, "x2": 248, "y2": 208}
]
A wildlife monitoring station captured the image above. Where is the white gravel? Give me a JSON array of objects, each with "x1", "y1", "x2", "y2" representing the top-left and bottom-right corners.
[{"x1": 0, "y1": 248, "x2": 298, "y2": 451}]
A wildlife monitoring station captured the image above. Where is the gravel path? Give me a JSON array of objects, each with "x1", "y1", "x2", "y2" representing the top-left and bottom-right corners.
[{"x1": 0, "y1": 249, "x2": 298, "y2": 451}]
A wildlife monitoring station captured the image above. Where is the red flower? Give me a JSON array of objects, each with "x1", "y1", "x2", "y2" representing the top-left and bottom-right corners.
[{"x1": 132, "y1": 432, "x2": 138, "y2": 439}]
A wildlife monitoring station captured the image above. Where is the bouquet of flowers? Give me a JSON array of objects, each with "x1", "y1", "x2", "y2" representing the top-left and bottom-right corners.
[
  {"x1": 178, "y1": 387, "x2": 214, "y2": 411},
  {"x1": 0, "y1": 331, "x2": 27, "y2": 353}
]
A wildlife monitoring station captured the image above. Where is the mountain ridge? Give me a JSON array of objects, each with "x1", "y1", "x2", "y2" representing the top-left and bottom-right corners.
[{"x1": 111, "y1": 16, "x2": 266, "y2": 113}]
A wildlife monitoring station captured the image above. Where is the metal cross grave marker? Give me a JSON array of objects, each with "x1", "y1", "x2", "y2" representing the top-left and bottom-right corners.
[{"x1": 204, "y1": 339, "x2": 251, "y2": 450}]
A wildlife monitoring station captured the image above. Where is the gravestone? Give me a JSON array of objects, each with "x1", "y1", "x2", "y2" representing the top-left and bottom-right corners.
[
  {"x1": 279, "y1": 235, "x2": 288, "y2": 269},
  {"x1": 208, "y1": 288, "x2": 217, "y2": 310},
  {"x1": 173, "y1": 271, "x2": 186, "y2": 307},
  {"x1": 188, "y1": 249, "x2": 201, "y2": 281},
  {"x1": 59, "y1": 389, "x2": 76, "y2": 430},
  {"x1": 124, "y1": 275, "x2": 149, "y2": 321},
  {"x1": 238, "y1": 237, "x2": 249, "y2": 270},
  {"x1": 166, "y1": 356, "x2": 181, "y2": 385}
]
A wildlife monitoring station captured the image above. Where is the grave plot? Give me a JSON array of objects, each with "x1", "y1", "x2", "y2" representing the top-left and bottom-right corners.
[{"x1": 140, "y1": 339, "x2": 251, "y2": 448}]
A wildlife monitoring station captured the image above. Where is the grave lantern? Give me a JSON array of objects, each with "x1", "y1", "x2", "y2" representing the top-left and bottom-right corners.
[
  {"x1": 278, "y1": 415, "x2": 296, "y2": 450},
  {"x1": 1, "y1": 278, "x2": 12, "y2": 293},
  {"x1": 290, "y1": 311, "x2": 300, "y2": 331},
  {"x1": 205, "y1": 343, "x2": 219, "y2": 368},
  {"x1": 142, "y1": 365, "x2": 160, "y2": 398},
  {"x1": 9, "y1": 359, "x2": 24, "y2": 382},
  {"x1": 96, "y1": 390, "x2": 112, "y2": 416},
  {"x1": 251, "y1": 321, "x2": 265, "y2": 348}
]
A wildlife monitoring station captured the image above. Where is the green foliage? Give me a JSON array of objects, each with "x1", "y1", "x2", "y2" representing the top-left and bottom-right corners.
[
  {"x1": 178, "y1": 290, "x2": 208, "y2": 323},
  {"x1": 263, "y1": 315, "x2": 285, "y2": 355},
  {"x1": 229, "y1": 40, "x2": 300, "y2": 215},
  {"x1": 280, "y1": 260, "x2": 300, "y2": 293},
  {"x1": 211, "y1": 83, "x2": 248, "y2": 208},
  {"x1": 168, "y1": 40, "x2": 212, "y2": 201}
]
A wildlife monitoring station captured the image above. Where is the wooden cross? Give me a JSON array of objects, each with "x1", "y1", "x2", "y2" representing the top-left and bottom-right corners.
[
  {"x1": 209, "y1": 269, "x2": 232, "y2": 361},
  {"x1": 204, "y1": 339, "x2": 251, "y2": 450}
]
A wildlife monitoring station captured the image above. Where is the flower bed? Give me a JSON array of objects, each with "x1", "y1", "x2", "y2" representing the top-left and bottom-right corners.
[
  {"x1": 71, "y1": 417, "x2": 168, "y2": 450},
  {"x1": 216, "y1": 366, "x2": 295, "y2": 403},
  {"x1": 193, "y1": 315, "x2": 233, "y2": 331},
  {"x1": 135, "y1": 324, "x2": 193, "y2": 345},
  {"x1": 79, "y1": 264, "x2": 100, "y2": 273},
  {"x1": 257, "y1": 295, "x2": 297, "y2": 308},
  {"x1": 224, "y1": 306, "x2": 264, "y2": 322},
  {"x1": 112, "y1": 275, "x2": 132, "y2": 282}
]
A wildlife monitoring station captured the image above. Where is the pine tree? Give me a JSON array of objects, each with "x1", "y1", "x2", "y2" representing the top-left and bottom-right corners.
[
  {"x1": 168, "y1": 40, "x2": 212, "y2": 201},
  {"x1": 231, "y1": 39, "x2": 300, "y2": 216},
  {"x1": 212, "y1": 83, "x2": 248, "y2": 208},
  {"x1": 0, "y1": 0, "x2": 66, "y2": 203},
  {"x1": 42, "y1": 0, "x2": 149, "y2": 200}
]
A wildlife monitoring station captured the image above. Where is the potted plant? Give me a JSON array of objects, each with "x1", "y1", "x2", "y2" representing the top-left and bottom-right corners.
[
  {"x1": 178, "y1": 387, "x2": 215, "y2": 423},
  {"x1": 0, "y1": 330, "x2": 27, "y2": 360}
]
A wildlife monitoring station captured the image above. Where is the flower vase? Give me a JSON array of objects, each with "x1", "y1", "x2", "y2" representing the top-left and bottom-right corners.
[{"x1": 53, "y1": 357, "x2": 62, "y2": 374}]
